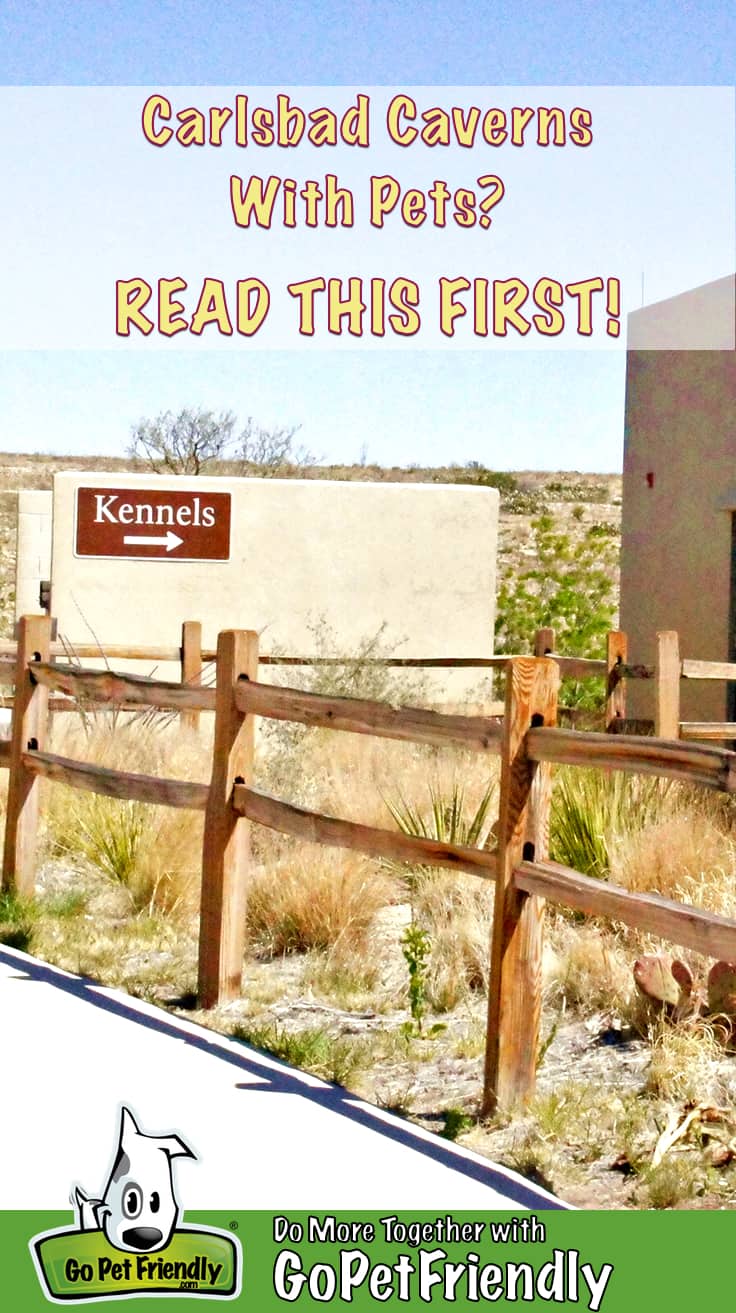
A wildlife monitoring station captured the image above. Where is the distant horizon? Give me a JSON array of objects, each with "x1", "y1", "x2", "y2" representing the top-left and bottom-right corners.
[{"x1": 0, "y1": 448, "x2": 622, "y2": 477}]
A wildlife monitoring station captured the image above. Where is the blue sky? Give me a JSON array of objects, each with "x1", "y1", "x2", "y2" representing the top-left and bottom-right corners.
[{"x1": 0, "y1": 1, "x2": 733, "y2": 471}]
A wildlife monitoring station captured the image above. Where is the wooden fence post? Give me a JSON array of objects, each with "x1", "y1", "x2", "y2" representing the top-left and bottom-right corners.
[
  {"x1": 181, "y1": 621, "x2": 202, "y2": 734},
  {"x1": 482, "y1": 656, "x2": 559, "y2": 1117},
  {"x1": 605, "y1": 630, "x2": 628, "y2": 732},
  {"x1": 655, "y1": 630, "x2": 681, "y2": 739},
  {"x1": 534, "y1": 627, "x2": 555, "y2": 657},
  {"x1": 2, "y1": 614, "x2": 51, "y2": 897},
  {"x1": 198, "y1": 629, "x2": 259, "y2": 1009}
]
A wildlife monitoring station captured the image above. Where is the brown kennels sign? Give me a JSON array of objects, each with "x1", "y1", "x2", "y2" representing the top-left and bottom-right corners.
[{"x1": 75, "y1": 486, "x2": 231, "y2": 561}]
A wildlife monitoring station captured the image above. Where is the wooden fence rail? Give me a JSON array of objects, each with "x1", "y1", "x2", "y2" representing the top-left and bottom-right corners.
[
  {"x1": 233, "y1": 784, "x2": 500, "y2": 881},
  {"x1": 29, "y1": 662, "x2": 217, "y2": 713},
  {"x1": 234, "y1": 680, "x2": 503, "y2": 752},
  {"x1": 23, "y1": 749, "x2": 209, "y2": 810},
  {"x1": 5, "y1": 616, "x2": 736, "y2": 1117}
]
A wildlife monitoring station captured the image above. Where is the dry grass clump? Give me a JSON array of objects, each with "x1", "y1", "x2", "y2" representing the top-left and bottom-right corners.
[
  {"x1": 245, "y1": 843, "x2": 398, "y2": 958},
  {"x1": 412, "y1": 871, "x2": 493, "y2": 1011},
  {"x1": 545, "y1": 921, "x2": 634, "y2": 1015},
  {"x1": 42, "y1": 720, "x2": 209, "y2": 915},
  {"x1": 545, "y1": 779, "x2": 736, "y2": 1028},
  {"x1": 637, "y1": 1154, "x2": 715, "y2": 1209},
  {"x1": 303, "y1": 944, "x2": 388, "y2": 1009},
  {"x1": 612, "y1": 810, "x2": 736, "y2": 918},
  {"x1": 301, "y1": 731, "x2": 458, "y2": 828},
  {"x1": 48, "y1": 716, "x2": 212, "y2": 782},
  {"x1": 50, "y1": 793, "x2": 203, "y2": 915},
  {"x1": 646, "y1": 1020, "x2": 728, "y2": 1104}
]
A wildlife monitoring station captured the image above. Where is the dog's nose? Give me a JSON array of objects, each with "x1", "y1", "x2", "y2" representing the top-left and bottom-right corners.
[{"x1": 122, "y1": 1227, "x2": 164, "y2": 1251}]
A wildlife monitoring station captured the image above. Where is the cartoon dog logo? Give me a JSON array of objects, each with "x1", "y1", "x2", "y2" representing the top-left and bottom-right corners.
[{"x1": 73, "y1": 1106, "x2": 195, "y2": 1254}]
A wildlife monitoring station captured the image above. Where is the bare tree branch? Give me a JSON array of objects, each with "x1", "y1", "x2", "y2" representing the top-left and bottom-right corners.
[{"x1": 127, "y1": 408, "x2": 313, "y2": 477}]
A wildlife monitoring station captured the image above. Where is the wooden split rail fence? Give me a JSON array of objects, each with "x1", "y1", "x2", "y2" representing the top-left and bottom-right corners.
[{"x1": 4, "y1": 615, "x2": 736, "y2": 1116}]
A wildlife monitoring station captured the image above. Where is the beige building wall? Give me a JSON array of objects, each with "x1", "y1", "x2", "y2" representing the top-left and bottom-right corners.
[
  {"x1": 620, "y1": 276, "x2": 736, "y2": 721},
  {"x1": 46, "y1": 472, "x2": 498, "y2": 697}
]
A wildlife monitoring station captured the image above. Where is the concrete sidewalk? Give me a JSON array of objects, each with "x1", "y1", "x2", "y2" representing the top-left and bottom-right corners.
[{"x1": 0, "y1": 946, "x2": 567, "y2": 1211}]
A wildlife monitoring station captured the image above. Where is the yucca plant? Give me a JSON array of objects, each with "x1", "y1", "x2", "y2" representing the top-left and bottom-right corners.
[
  {"x1": 58, "y1": 794, "x2": 146, "y2": 892},
  {"x1": 550, "y1": 768, "x2": 669, "y2": 879},
  {"x1": 384, "y1": 779, "x2": 496, "y2": 852}
]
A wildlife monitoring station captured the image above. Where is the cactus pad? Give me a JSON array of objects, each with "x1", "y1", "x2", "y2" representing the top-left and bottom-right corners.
[
  {"x1": 707, "y1": 961, "x2": 736, "y2": 1018},
  {"x1": 633, "y1": 954, "x2": 682, "y2": 1007}
]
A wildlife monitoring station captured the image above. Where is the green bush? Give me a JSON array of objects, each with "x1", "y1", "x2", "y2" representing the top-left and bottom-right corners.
[{"x1": 495, "y1": 513, "x2": 619, "y2": 709}]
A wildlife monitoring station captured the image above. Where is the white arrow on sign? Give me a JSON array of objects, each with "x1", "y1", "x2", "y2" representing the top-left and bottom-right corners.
[{"x1": 122, "y1": 531, "x2": 184, "y2": 552}]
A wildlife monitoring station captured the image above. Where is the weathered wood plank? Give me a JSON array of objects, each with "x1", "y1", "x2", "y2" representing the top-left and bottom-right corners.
[
  {"x1": 198, "y1": 631, "x2": 259, "y2": 1009},
  {"x1": 483, "y1": 657, "x2": 559, "y2": 1116},
  {"x1": 29, "y1": 662, "x2": 216, "y2": 712},
  {"x1": 2, "y1": 616, "x2": 51, "y2": 895},
  {"x1": 0, "y1": 642, "x2": 610, "y2": 677},
  {"x1": 682, "y1": 659, "x2": 736, "y2": 681},
  {"x1": 234, "y1": 680, "x2": 503, "y2": 752},
  {"x1": 233, "y1": 784, "x2": 499, "y2": 879},
  {"x1": 606, "y1": 630, "x2": 628, "y2": 732},
  {"x1": 526, "y1": 726, "x2": 736, "y2": 792},
  {"x1": 656, "y1": 631, "x2": 681, "y2": 739},
  {"x1": 515, "y1": 860, "x2": 736, "y2": 961},
  {"x1": 23, "y1": 750, "x2": 209, "y2": 809},
  {"x1": 181, "y1": 620, "x2": 203, "y2": 733},
  {"x1": 0, "y1": 643, "x2": 184, "y2": 662},
  {"x1": 534, "y1": 627, "x2": 555, "y2": 658},
  {"x1": 680, "y1": 723, "x2": 736, "y2": 740},
  {"x1": 255, "y1": 654, "x2": 607, "y2": 676}
]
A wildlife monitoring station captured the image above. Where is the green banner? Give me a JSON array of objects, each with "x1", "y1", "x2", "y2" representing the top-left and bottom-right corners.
[
  {"x1": 5, "y1": 1209, "x2": 734, "y2": 1309},
  {"x1": 32, "y1": 1224, "x2": 239, "y2": 1300}
]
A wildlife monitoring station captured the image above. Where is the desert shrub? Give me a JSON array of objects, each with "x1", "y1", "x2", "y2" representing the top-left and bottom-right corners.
[
  {"x1": 245, "y1": 846, "x2": 397, "y2": 957},
  {"x1": 128, "y1": 407, "x2": 312, "y2": 477},
  {"x1": 544, "y1": 480, "x2": 608, "y2": 503},
  {"x1": 257, "y1": 617, "x2": 428, "y2": 804},
  {"x1": 495, "y1": 513, "x2": 619, "y2": 709},
  {"x1": 451, "y1": 465, "x2": 544, "y2": 513},
  {"x1": 384, "y1": 778, "x2": 496, "y2": 856},
  {"x1": 550, "y1": 768, "x2": 669, "y2": 879},
  {"x1": 43, "y1": 724, "x2": 207, "y2": 915},
  {"x1": 545, "y1": 921, "x2": 633, "y2": 1014},
  {"x1": 0, "y1": 890, "x2": 36, "y2": 950},
  {"x1": 612, "y1": 810, "x2": 736, "y2": 918},
  {"x1": 49, "y1": 790, "x2": 203, "y2": 915},
  {"x1": 411, "y1": 872, "x2": 494, "y2": 1011}
]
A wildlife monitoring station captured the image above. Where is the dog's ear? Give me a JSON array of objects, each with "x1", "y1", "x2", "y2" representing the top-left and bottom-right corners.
[
  {"x1": 119, "y1": 1106, "x2": 194, "y2": 1161},
  {"x1": 119, "y1": 1106, "x2": 141, "y2": 1149},
  {"x1": 74, "y1": 1186, "x2": 106, "y2": 1230},
  {"x1": 157, "y1": 1134, "x2": 196, "y2": 1162}
]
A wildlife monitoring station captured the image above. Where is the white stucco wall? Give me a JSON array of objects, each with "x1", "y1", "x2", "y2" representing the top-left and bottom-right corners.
[
  {"x1": 43, "y1": 472, "x2": 498, "y2": 697},
  {"x1": 14, "y1": 489, "x2": 53, "y2": 620}
]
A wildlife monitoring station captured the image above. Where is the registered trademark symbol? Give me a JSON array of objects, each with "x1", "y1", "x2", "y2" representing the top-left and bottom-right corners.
[{"x1": 229, "y1": 1220, "x2": 239, "y2": 1230}]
